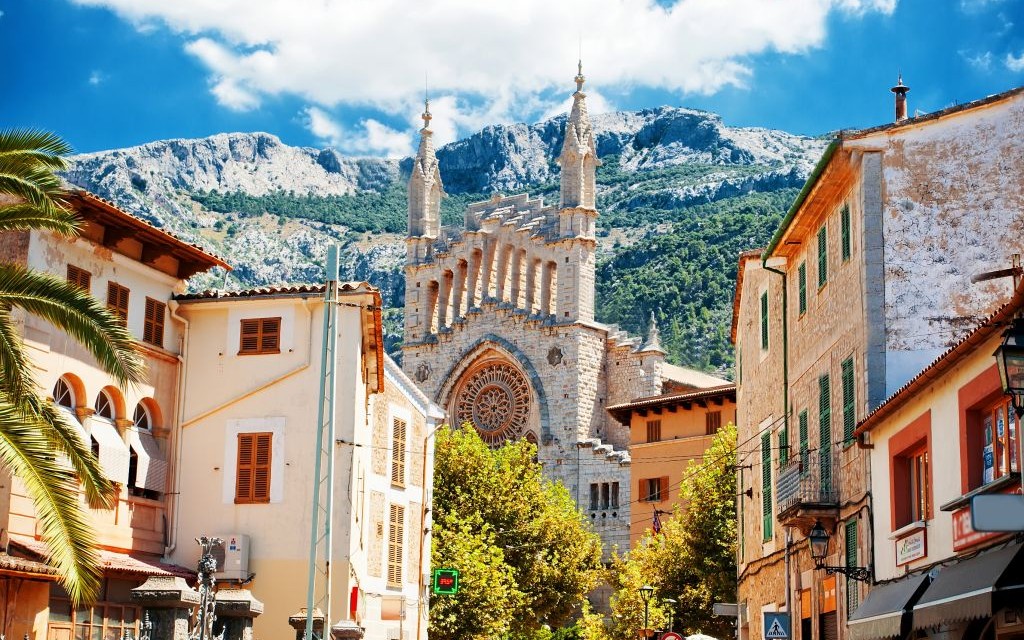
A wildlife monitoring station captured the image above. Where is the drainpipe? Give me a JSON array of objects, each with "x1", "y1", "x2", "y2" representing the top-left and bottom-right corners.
[{"x1": 165, "y1": 299, "x2": 189, "y2": 557}]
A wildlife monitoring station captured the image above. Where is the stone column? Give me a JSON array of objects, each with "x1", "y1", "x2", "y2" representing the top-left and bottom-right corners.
[
  {"x1": 214, "y1": 589, "x2": 264, "y2": 640},
  {"x1": 438, "y1": 270, "x2": 452, "y2": 329},
  {"x1": 495, "y1": 244, "x2": 511, "y2": 303},
  {"x1": 466, "y1": 248, "x2": 482, "y2": 310},
  {"x1": 524, "y1": 254, "x2": 537, "y2": 314},
  {"x1": 288, "y1": 608, "x2": 325, "y2": 640},
  {"x1": 540, "y1": 261, "x2": 553, "y2": 317},
  {"x1": 480, "y1": 238, "x2": 497, "y2": 302},
  {"x1": 130, "y1": 576, "x2": 200, "y2": 640},
  {"x1": 510, "y1": 249, "x2": 524, "y2": 309},
  {"x1": 426, "y1": 280, "x2": 439, "y2": 334},
  {"x1": 453, "y1": 260, "x2": 467, "y2": 320}
]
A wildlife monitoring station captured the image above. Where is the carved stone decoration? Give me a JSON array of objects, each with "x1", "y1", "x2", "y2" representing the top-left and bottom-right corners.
[
  {"x1": 547, "y1": 347, "x2": 563, "y2": 366},
  {"x1": 415, "y1": 363, "x2": 431, "y2": 383},
  {"x1": 454, "y1": 361, "x2": 531, "y2": 446}
]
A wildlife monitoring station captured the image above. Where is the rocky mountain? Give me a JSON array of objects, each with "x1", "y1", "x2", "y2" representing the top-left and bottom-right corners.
[{"x1": 61, "y1": 106, "x2": 827, "y2": 370}]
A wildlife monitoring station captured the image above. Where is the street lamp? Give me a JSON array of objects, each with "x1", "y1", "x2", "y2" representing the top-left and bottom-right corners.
[
  {"x1": 807, "y1": 521, "x2": 870, "y2": 582},
  {"x1": 663, "y1": 598, "x2": 677, "y2": 632},
  {"x1": 994, "y1": 318, "x2": 1024, "y2": 418},
  {"x1": 639, "y1": 585, "x2": 655, "y2": 639}
]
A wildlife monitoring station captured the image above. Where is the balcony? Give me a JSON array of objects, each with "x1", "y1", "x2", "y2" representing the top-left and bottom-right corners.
[{"x1": 776, "y1": 449, "x2": 839, "y2": 531}]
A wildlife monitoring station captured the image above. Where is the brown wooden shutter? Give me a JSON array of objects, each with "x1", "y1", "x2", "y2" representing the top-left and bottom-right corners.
[
  {"x1": 107, "y1": 282, "x2": 129, "y2": 325},
  {"x1": 239, "y1": 318, "x2": 281, "y2": 354},
  {"x1": 639, "y1": 479, "x2": 648, "y2": 502},
  {"x1": 143, "y1": 298, "x2": 166, "y2": 347},
  {"x1": 260, "y1": 317, "x2": 281, "y2": 352},
  {"x1": 67, "y1": 265, "x2": 91, "y2": 291},
  {"x1": 235, "y1": 432, "x2": 272, "y2": 504},
  {"x1": 659, "y1": 476, "x2": 670, "y2": 502},
  {"x1": 239, "y1": 319, "x2": 260, "y2": 354},
  {"x1": 387, "y1": 504, "x2": 405, "y2": 586},
  {"x1": 391, "y1": 418, "x2": 407, "y2": 485}
]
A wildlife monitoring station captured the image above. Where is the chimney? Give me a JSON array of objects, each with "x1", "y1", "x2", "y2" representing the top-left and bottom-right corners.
[{"x1": 891, "y1": 74, "x2": 910, "y2": 122}]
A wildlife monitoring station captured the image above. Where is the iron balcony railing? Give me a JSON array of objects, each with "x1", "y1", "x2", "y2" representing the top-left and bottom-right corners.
[{"x1": 776, "y1": 448, "x2": 839, "y2": 516}]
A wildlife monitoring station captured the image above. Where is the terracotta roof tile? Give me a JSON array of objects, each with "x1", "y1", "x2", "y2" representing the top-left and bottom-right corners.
[
  {"x1": 11, "y1": 538, "x2": 195, "y2": 580},
  {"x1": 606, "y1": 383, "x2": 736, "y2": 424},
  {"x1": 175, "y1": 281, "x2": 375, "y2": 302}
]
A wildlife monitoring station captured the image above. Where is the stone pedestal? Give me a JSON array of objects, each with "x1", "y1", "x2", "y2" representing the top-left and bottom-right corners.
[
  {"x1": 131, "y1": 576, "x2": 200, "y2": 640},
  {"x1": 213, "y1": 589, "x2": 263, "y2": 640},
  {"x1": 288, "y1": 608, "x2": 325, "y2": 640},
  {"x1": 329, "y1": 620, "x2": 364, "y2": 640}
]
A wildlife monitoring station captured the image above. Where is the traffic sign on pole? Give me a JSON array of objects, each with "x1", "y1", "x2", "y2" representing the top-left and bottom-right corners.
[{"x1": 432, "y1": 568, "x2": 460, "y2": 595}]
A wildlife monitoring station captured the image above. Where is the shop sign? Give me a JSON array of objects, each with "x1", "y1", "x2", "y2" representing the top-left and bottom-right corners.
[
  {"x1": 953, "y1": 483, "x2": 1023, "y2": 551},
  {"x1": 895, "y1": 528, "x2": 927, "y2": 565}
]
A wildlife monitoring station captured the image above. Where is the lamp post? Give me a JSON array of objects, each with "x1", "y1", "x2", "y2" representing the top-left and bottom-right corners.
[
  {"x1": 808, "y1": 521, "x2": 870, "y2": 582},
  {"x1": 663, "y1": 598, "x2": 677, "y2": 633},
  {"x1": 639, "y1": 585, "x2": 655, "y2": 639}
]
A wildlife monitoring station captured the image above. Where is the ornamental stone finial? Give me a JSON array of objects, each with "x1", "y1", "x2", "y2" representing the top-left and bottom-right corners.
[
  {"x1": 422, "y1": 98, "x2": 432, "y2": 130},
  {"x1": 575, "y1": 59, "x2": 585, "y2": 93}
]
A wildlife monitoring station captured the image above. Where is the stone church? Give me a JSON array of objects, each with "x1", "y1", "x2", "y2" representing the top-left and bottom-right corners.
[{"x1": 401, "y1": 65, "x2": 725, "y2": 553}]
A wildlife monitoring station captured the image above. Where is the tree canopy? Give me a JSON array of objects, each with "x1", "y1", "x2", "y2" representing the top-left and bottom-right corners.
[{"x1": 430, "y1": 425, "x2": 603, "y2": 639}]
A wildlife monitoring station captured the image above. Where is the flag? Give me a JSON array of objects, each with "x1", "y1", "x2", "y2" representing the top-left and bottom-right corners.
[{"x1": 652, "y1": 509, "x2": 663, "y2": 534}]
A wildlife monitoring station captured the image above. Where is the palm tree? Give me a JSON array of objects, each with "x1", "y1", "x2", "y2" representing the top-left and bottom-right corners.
[{"x1": 0, "y1": 128, "x2": 145, "y2": 604}]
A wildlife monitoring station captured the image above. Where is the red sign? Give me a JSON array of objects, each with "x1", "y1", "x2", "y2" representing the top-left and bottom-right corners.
[
  {"x1": 660, "y1": 633, "x2": 683, "y2": 640},
  {"x1": 953, "y1": 484, "x2": 1023, "y2": 551}
]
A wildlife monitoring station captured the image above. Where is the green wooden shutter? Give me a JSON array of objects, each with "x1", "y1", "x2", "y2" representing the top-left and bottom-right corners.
[
  {"x1": 762, "y1": 431, "x2": 773, "y2": 541},
  {"x1": 798, "y1": 262, "x2": 807, "y2": 315},
  {"x1": 841, "y1": 204, "x2": 851, "y2": 262},
  {"x1": 817, "y1": 226, "x2": 828, "y2": 287},
  {"x1": 761, "y1": 291, "x2": 769, "y2": 350},
  {"x1": 842, "y1": 358, "x2": 855, "y2": 444},
  {"x1": 779, "y1": 426, "x2": 789, "y2": 466},
  {"x1": 819, "y1": 374, "x2": 832, "y2": 494},
  {"x1": 845, "y1": 519, "x2": 859, "y2": 611},
  {"x1": 799, "y1": 410, "x2": 809, "y2": 474}
]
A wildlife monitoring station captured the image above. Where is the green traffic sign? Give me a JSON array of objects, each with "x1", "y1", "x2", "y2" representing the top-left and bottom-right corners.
[{"x1": 432, "y1": 568, "x2": 459, "y2": 595}]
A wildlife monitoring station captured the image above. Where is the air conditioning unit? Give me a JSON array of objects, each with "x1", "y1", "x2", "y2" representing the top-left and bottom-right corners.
[{"x1": 212, "y1": 534, "x2": 250, "y2": 582}]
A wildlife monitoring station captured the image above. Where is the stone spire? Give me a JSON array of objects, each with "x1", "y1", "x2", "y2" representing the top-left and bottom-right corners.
[
  {"x1": 557, "y1": 60, "x2": 600, "y2": 210},
  {"x1": 408, "y1": 98, "x2": 443, "y2": 240},
  {"x1": 640, "y1": 311, "x2": 665, "y2": 353}
]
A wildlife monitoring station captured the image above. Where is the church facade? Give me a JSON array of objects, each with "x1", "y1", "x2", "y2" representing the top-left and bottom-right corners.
[{"x1": 401, "y1": 67, "x2": 723, "y2": 553}]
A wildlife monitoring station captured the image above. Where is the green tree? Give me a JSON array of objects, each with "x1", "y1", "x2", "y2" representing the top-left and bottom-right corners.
[
  {"x1": 589, "y1": 423, "x2": 737, "y2": 640},
  {"x1": 0, "y1": 129, "x2": 145, "y2": 603},
  {"x1": 430, "y1": 425, "x2": 603, "y2": 639}
]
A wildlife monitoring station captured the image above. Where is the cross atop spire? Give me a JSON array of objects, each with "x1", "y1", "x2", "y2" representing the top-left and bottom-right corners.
[{"x1": 575, "y1": 59, "x2": 585, "y2": 93}]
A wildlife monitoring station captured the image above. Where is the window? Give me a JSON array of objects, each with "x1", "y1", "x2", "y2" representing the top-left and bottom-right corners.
[
  {"x1": 819, "y1": 374, "x2": 832, "y2": 493},
  {"x1": 799, "y1": 410, "x2": 809, "y2": 473},
  {"x1": 779, "y1": 425, "x2": 789, "y2": 466},
  {"x1": 590, "y1": 483, "x2": 599, "y2": 510},
  {"x1": 143, "y1": 298, "x2": 166, "y2": 348},
  {"x1": 67, "y1": 264, "x2": 91, "y2": 291},
  {"x1": 391, "y1": 418, "x2": 406, "y2": 486},
  {"x1": 646, "y1": 419, "x2": 662, "y2": 443},
  {"x1": 95, "y1": 390, "x2": 115, "y2": 420},
  {"x1": 611, "y1": 482, "x2": 620, "y2": 509},
  {"x1": 798, "y1": 262, "x2": 807, "y2": 315},
  {"x1": 641, "y1": 477, "x2": 669, "y2": 502},
  {"x1": 842, "y1": 358, "x2": 855, "y2": 444},
  {"x1": 760, "y1": 291, "x2": 769, "y2": 350},
  {"x1": 601, "y1": 483, "x2": 610, "y2": 510},
  {"x1": 959, "y1": 369, "x2": 1021, "y2": 493},
  {"x1": 68, "y1": 602, "x2": 139, "y2": 640},
  {"x1": 133, "y1": 403, "x2": 151, "y2": 431},
  {"x1": 817, "y1": 225, "x2": 828, "y2": 288},
  {"x1": 106, "y1": 281, "x2": 129, "y2": 325},
  {"x1": 980, "y1": 397, "x2": 1019, "y2": 484},
  {"x1": 840, "y1": 204, "x2": 852, "y2": 262},
  {"x1": 53, "y1": 378, "x2": 75, "y2": 409},
  {"x1": 706, "y1": 411, "x2": 722, "y2": 435},
  {"x1": 894, "y1": 447, "x2": 930, "y2": 527},
  {"x1": 845, "y1": 519, "x2": 859, "y2": 611},
  {"x1": 762, "y1": 431, "x2": 773, "y2": 540},
  {"x1": 239, "y1": 317, "x2": 281, "y2": 355},
  {"x1": 235, "y1": 432, "x2": 272, "y2": 504},
  {"x1": 387, "y1": 504, "x2": 405, "y2": 587}
]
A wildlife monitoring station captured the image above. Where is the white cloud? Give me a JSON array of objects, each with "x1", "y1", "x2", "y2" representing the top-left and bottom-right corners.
[
  {"x1": 1007, "y1": 51, "x2": 1024, "y2": 72},
  {"x1": 962, "y1": 50, "x2": 993, "y2": 71},
  {"x1": 88, "y1": 70, "x2": 105, "y2": 85},
  {"x1": 72, "y1": 0, "x2": 895, "y2": 151},
  {"x1": 303, "y1": 107, "x2": 413, "y2": 158}
]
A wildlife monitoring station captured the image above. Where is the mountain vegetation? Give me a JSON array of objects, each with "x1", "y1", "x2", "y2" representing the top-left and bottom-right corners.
[{"x1": 61, "y1": 107, "x2": 826, "y2": 375}]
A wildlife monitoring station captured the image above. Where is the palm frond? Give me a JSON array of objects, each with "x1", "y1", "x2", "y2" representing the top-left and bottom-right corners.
[
  {"x1": 0, "y1": 395, "x2": 102, "y2": 605},
  {"x1": 0, "y1": 308, "x2": 35, "y2": 403},
  {"x1": 0, "y1": 171, "x2": 71, "y2": 221},
  {"x1": 0, "y1": 128, "x2": 73, "y2": 158},
  {"x1": 0, "y1": 265, "x2": 145, "y2": 387},
  {"x1": 0, "y1": 201, "x2": 79, "y2": 235},
  {"x1": 23, "y1": 394, "x2": 114, "y2": 507}
]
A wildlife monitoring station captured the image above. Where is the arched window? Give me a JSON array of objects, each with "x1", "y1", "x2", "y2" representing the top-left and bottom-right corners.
[
  {"x1": 53, "y1": 378, "x2": 75, "y2": 409},
  {"x1": 94, "y1": 390, "x2": 115, "y2": 421},
  {"x1": 133, "y1": 403, "x2": 151, "y2": 431}
]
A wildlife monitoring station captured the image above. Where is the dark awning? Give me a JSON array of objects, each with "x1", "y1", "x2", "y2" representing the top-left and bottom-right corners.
[
  {"x1": 913, "y1": 542, "x2": 1024, "y2": 630},
  {"x1": 847, "y1": 573, "x2": 931, "y2": 640}
]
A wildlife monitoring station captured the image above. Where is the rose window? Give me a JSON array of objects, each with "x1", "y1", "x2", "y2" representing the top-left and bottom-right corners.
[{"x1": 454, "y1": 361, "x2": 531, "y2": 445}]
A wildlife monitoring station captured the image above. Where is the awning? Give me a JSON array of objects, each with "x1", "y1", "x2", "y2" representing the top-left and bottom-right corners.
[
  {"x1": 56, "y1": 407, "x2": 89, "y2": 469},
  {"x1": 913, "y1": 542, "x2": 1024, "y2": 629},
  {"x1": 128, "y1": 428, "x2": 168, "y2": 492},
  {"x1": 11, "y1": 538, "x2": 194, "y2": 579},
  {"x1": 847, "y1": 573, "x2": 931, "y2": 640},
  {"x1": 86, "y1": 416, "x2": 130, "y2": 486}
]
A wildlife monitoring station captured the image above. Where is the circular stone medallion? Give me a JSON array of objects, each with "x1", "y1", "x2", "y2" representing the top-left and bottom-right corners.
[{"x1": 454, "y1": 361, "x2": 531, "y2": 445}]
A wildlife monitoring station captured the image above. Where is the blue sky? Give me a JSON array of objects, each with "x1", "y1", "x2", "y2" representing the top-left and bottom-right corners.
[{"x1": 2, "y1": 0, "x2": 1022, "y2": 156}]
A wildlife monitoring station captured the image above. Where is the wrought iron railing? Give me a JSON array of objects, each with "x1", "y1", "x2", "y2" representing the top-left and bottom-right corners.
[{"x1": 776, "y1": 448, "x2": 839, "y2": 516}]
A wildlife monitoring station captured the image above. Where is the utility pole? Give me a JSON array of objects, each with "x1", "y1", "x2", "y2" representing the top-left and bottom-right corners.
[{"x1": 304, "y1": 245, "x2": 340, "y2": 640}]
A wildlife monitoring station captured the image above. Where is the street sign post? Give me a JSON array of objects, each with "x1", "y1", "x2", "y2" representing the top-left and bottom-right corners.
[
  {"x1": 432, "y1": 568, "x2": 460, "y2": 595},
  {"x1": 660, "y1": 632, "x2": 683, "y2": 640},
  {"x1": 764, "y1": 613, "x2": 791, "y2": 640}
]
